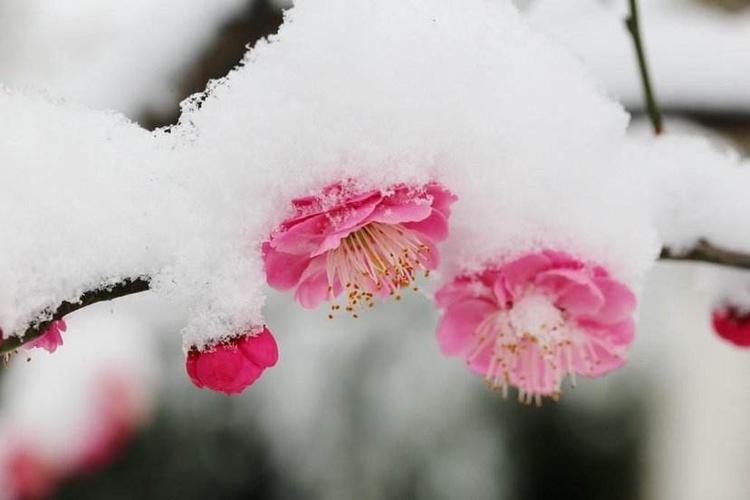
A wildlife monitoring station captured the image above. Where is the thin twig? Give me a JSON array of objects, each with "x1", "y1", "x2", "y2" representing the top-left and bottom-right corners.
[
  {"x1": 0, "y1": 278, "x2": 151, "y2": 354},
  {"x1": 625, "y1": 0, "x2": 664, "y2": 135},
  {"x1": 660, "y1": 239, "x2": 750, "y2": 270}
]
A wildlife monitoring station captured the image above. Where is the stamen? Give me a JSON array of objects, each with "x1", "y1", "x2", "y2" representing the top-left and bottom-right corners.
[
  {"x1": 469, "y1": 291, "x2": 621, "y2": 403},
  {"x1": 325, "y1": 222, "x2": 431, "y2": 317}
]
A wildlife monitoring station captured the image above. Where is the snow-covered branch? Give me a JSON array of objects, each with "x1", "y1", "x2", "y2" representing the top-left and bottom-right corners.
[{"x1": 0, "y1": 279, "x2": 150, "y2": 354}]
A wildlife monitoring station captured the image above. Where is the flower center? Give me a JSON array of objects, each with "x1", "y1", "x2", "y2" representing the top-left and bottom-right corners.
[
  {"x1": 326, "y1": 222, "x2": 431, "y2": 318},
  {"x1": 468, "y1": 290, "x2": 611, "y2": 405}
]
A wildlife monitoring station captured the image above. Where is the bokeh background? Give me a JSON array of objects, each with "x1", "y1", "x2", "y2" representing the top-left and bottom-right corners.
[{"x1": 1, "y1": 1, "x2": 749, "y2": 499}]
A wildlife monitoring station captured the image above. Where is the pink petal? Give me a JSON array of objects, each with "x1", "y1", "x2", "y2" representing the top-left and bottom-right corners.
[
  {"x1": 435, "y1": 276, "x2": 483, "y2": 308},
  {"x1": 536, "y1": 269, "x2": 604, "y2": 316},
  {"x1": 437, "y1": 299, "x2": 495, "y2": 356},
  {"x1": 607, "y1": 318, "x2": 636, "y2": 347},
  {"x1": 326, "y1": 192, "x2": 382, "y2": 233},
  {"x1": 418, "y1": 239, "x2": 440, "y2": 270},
  {"x1": 186, "y1": 346, "x2": 263, "y2": 395},
  {"x1": 590, "y1": 277, "x2": 637, "y2": 324},
  {"x1": 578, "y1": 317, "x2": 636, "y2": 347},
  {"x1": 425, "y1": 183, "x2": 458, "y2": 217},
  {"x1": 369, "y1": 202, "x2": 433, "y2": 225},
  {"x1": 500, "y1": 253, "x2": 552, "y2": 291},
  {"x1": 294, "y1": 257, "x2": 332, "y2": 309},
  {"x1": 24, "y1": 319, "x2": 66, "y2": 353},
  {"x1": 541, "y1": 249, "x2": 581, "y2": 269},
  {"x1": 492, "y1": 277, "x2": 512, "y2": 308},
  {"x1": 270, "y1": 214, "x2": 330, "y2": 255},
  {"x1": 402, "y1": 209, "x2": 449, "y2": 242},
  {"x1": 264, "y1": 249, "x2": 312, "y2": 291},
  {"x1": 239, "y1": 327, "x2": 279, "y2": 369}
]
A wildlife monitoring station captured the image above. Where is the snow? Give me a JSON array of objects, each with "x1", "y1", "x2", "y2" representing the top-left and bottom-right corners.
[
  {"x1": 179, "y1": 0, "x2": 658, "y2": 285},
  {"x1": 0, "y1": 0, "x2": 249, "y2": 120},
  {"x1": 526, "y1": 0, "x2": 750, "y2": 112},
  {"x1": 0, "y1": 0, "x2": 747, "y2": 357},
  {"x1": 623, "y1": 131, "x2": 750, "y2": 254}
]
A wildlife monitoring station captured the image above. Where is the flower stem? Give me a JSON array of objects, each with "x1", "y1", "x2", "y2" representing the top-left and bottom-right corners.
[
  {"x1": 625, "y1": 0, "x2": 664, "y2": 135},
  {"x1": 0, "y1": 277, "x2": 151, "y2": 354}
]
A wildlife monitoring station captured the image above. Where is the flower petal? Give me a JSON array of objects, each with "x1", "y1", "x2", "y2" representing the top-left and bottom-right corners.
[
  {"x1": 264, "y1": 249, "x2": 312, "y2": 291},
  {"x1": 437, "y1": 299, "x2": 495, "y2": 356},
  {"x1": 402, "y1": 209, "x2": 449, "y2": 242},
  {"x1": 536, "y1": 269, "x2": 604, "y2": 316},
  {"x1": 239, "y1": 327, "x2": 279, "y2": 369},
  {"x1": 590, "y1": 277, "x2": 637, "y2": 324},
  {"x1": 294, "y1": 257, "x2": 331, "y2": 309},
  {"x1": 501, "y1": 253, "x2": 552, "y2": 291}
]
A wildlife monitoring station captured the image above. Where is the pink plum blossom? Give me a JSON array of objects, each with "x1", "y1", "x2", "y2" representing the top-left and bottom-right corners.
[
  {"x1": 711, "y1": 305, "x2": 750, "y2": 348},
  {"x1": 186, "y1": 326, "x2": 278, "y2": 395},
  {"x1": 435, "y1": 250, "x2": 637, "y2": 404},
  {"x1": 263, "y1": 181, "x2": 456, "y2": 316},
  {"x1": 24, "y1": 319, "x2": 67, "y2": 353}
]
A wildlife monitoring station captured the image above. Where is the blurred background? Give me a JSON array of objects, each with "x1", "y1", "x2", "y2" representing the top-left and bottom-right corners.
[{"x1": 1, "y1": 0, "x2": 749, "y2": 499}]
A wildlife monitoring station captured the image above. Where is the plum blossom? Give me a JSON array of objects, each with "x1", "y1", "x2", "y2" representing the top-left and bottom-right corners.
[
  {"x1": 263, "y1": 181, "x2": 456, "y2": 316},
  {"x1": 24, "y1": 320, "x2": 67, "y2": 353},
  {"x1": 435, "y1": 250, "x2": 637, "y2": 404},
  {"x1": 711, "y1": 305, "x2": 750, "y2": 348},
  {"x1": 186, "y1": 326, "x2": 278, "y2": 395}
]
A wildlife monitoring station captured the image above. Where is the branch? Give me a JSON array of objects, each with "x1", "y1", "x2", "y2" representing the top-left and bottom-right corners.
[
  {"x1": 625, "y1": 0, "x2": 664, "y2": 135},
  {"x1": 0, "y1": 277, "x2": 151, "y2": 354},
  {"x1": 660, "y1": 239, "x2": 750, "y2": 270}
]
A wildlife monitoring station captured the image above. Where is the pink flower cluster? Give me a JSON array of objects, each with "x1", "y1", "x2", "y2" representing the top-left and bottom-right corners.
[
  {"x1": 8, "y1": 178, "x2": 644, "y2": 403},
  {"x1": 436, "y1": 251, "x2": 637, "y2": 404}
]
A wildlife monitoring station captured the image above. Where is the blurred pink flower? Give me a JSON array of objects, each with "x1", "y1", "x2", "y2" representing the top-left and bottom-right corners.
[
  {"x1": 24, "y1": 320, "x2": 67, "y2": 353},
  {"x1": 712, "y1": 305, "x2": 750, "y2": 347},
  {"x1": 5, "y1": 447, "x2": 58, "y2": 500},
  {"x1": 435, "y1": 250, "x2": 637, "y2": 404},
  {"x1": 186, "y1": 326, "x2": 278, "y2": 395},
  {"x1": 263, "y1": 181, "x2": 456, "y2": 316},
  {"x1": 3, "y1": 372, "x2": 148, "y2": 499}
]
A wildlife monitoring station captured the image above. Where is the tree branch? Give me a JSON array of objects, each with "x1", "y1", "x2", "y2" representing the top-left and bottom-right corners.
[
  {"x1": 625, "y1": 0, "x2": 664, "y2": 135},
  {"x1": 660, "y1": 239, "x2": 750, "y2": 270},
  {"x1": 0, "y1": 277, "x2": 151, "y2": 354}
]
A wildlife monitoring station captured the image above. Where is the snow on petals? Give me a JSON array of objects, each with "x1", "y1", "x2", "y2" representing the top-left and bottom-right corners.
[
  {"x1": 435, "y1": 250, "x2": 637, "y2": 404},
  {"x1": 186, "y1": 326, "x2": 278, "y2": 395},
  {"x1": 263, "y1": 181, "x2": 457, "y2": 316},
  {"x1": 712, "y1": 305, "x2": 750, "y2": 348},
  {"x1": 24, "y1": 319, "x2": 67, "y2": 353}
]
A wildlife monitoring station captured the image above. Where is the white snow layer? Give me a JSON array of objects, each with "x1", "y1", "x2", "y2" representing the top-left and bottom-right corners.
[
  {"x1": 0, "y1": 0, "x2": 248, "y2": 119},
  {"x1": 527, "y1": 0, "x2": 750, "y2": 112},
  {"x1": 0, "y1": 0, "x2": 746, "y2": 351}
]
